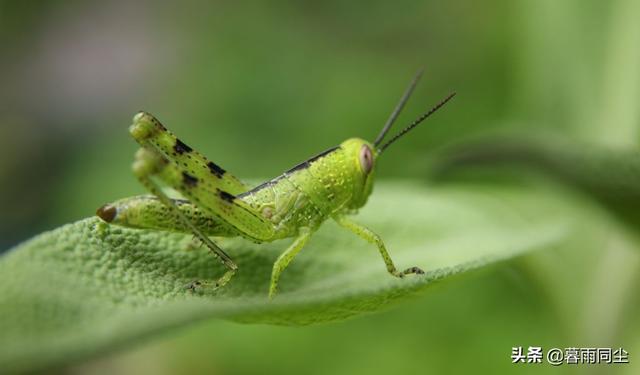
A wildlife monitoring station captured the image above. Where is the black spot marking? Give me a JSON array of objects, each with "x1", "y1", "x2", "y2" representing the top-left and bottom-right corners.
[
  {"x1": 218, "y1": 189, "x2": 235, "y2": 203},
  {"x1": 207, "y1": 162, "x2": 226, "y2": 178},
  {"x1": 174, "y1": 139, "x2": 193, "y2": 154},
  {"x1": 182, "y1": 172, "x2": 198, "y2": 187},
  {"x1": 152, "y1": 117, "x2": 167, "y2": 131},
  {"x1": 139, "y1": 112, "x2": 167, "y2": 131}
]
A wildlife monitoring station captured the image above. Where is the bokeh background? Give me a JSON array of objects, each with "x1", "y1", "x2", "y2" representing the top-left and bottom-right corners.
[{"x1": 1, "y1": 0, "x2": 639, "y2": 374}]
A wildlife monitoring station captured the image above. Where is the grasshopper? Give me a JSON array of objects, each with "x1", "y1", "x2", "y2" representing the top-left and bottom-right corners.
[{"x1": 96, "y1": 71, "x2": 455, "y2": 298}]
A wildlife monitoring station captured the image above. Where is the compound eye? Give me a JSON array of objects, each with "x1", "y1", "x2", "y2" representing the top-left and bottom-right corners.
[{"x1": 359, "y1": 145, "x2": 374, "y2": 174}]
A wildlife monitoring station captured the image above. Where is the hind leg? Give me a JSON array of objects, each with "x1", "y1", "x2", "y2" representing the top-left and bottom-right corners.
[{"x1": 132, "y1": 147, "x2": 238, "y2": 290}]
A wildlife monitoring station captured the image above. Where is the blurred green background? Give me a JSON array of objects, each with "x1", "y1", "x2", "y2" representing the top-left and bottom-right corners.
[{"x1": 1, "y1": 0, "x2": 639, "y2": 374}]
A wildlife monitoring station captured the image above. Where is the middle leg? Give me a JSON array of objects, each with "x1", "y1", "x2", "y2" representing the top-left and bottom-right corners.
[{"x1": 269, "y1": 227, "x2": 312, "y2": 299}]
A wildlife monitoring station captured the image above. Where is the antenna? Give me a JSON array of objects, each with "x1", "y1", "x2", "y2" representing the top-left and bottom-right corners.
[
  {"x1": 379, "y1": 92, "x2": 456, "y2": 153},
  {"x1": 374, "y1": 68, "x2": 424, "y2": 147}
]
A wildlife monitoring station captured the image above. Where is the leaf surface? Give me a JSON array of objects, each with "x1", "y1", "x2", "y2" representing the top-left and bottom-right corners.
[{"x1": 0, "y1": 181, "x2": 573, "y2": 372}]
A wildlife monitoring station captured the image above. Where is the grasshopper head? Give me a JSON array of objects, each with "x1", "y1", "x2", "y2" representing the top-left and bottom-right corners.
[
  {"x1": 340, "y1": 138, "x2": 378, "y2": 209},
  {"x1": 341, "y1": 72, "x2": 456, "y2": 209}
]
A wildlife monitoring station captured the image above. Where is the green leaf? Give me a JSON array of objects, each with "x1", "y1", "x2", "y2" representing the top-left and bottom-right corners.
[{"x1": 0, "y1": 181, "x2": 573, "y2": 373}]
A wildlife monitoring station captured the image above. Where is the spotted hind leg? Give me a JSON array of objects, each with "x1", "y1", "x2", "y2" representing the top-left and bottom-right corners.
[
  {"x1": 128, "y1": 112, "x2": 275, "y2": 242},
  {"x1": 132, "y1": 146, "x2": 238, "y2": 290}
]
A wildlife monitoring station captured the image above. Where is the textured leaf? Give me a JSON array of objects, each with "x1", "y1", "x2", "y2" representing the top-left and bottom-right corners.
[{"x1": 0, "y1": 181, "x2": 573, "y2": 373}]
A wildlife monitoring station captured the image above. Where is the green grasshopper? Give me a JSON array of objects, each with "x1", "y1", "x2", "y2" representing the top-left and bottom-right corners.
[{"x1": 96, "y1": 71, "x2": 455, "y2": 298}]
